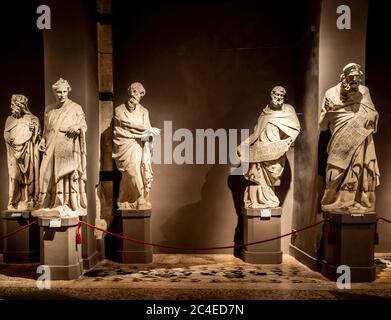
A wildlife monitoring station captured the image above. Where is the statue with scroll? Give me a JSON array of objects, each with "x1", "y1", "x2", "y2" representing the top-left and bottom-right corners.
[
  {"x1": 238, "y1": 86, "x2": 300, "y2": 208},
  {"x1": 35, "y1": 78, "x2": 88, "y2": 217},
  {"x1": 4, "y1": 95, "x2": 40, "y2": 210},
  {"x1": 319, "y1": 63, "x2": 380, "y2": 213},
  {"x1": 113, "y1": 82, "x2": 160, "y2": 210}
]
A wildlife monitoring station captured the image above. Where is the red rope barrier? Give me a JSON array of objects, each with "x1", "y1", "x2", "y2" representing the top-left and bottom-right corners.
[
  {"x1": 1, "y1": 216, "x2": 388, "y2": 250},
  {"x1": 377, "y1": 217, "x2": 391, "y2": 224},
  {"x1": 0, "y1": 219, "x2": 38, "y2": 241},
  {"x1": 79, "y1": 219, "x2": 327, "y2": 250}
]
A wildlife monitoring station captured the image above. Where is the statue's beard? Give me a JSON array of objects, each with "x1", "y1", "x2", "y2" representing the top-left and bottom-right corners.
[
  {"x1": 342, "y1": 79, "x2": 359, "y2": 94},
  {"x1": 271, "y1": 98, "x2": 283, "y2": 109},
  {"x1": 129, "y1": 96, "x2": 140, "y2": 105},
  {"x1": 11, "y1": 109, "x2": 21, "y2": 118}
]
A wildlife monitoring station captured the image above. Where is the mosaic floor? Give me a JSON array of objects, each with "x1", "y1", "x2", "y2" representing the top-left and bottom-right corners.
[{"x1": 0, "y1": 254, "x2": 390, "y2": 300}]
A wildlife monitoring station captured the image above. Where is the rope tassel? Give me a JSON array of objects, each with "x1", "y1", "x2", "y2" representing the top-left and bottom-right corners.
[{"x1": 76, "y1": 222, "x2": 82, "y2": 245}]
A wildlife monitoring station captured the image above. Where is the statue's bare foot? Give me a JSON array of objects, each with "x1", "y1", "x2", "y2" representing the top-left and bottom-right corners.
[{"x1": 137, "y1": 198, "x2": 151, "y2": 210}]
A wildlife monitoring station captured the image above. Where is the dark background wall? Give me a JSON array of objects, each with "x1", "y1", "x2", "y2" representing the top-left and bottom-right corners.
[
  {"x1": 112, "y1": 0, "x2": 314, "y2": 253},
  {"x1": 366, "y1": 0, "x2": 391, "y2": 252},
  {"x1": 0, "y1": 1, "x2": 44, "y2": 252}
]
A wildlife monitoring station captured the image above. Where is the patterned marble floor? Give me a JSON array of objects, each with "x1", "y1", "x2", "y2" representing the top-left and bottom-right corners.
[{"x1": 0, "y1": 254, "x2": 390, "y2": 300}]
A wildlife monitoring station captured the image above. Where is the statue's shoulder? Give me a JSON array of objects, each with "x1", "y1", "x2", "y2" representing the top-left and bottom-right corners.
[
  {"x1": 71, "y1": 100, "x2": 82, "y2": 107},
  {"x1": 44, "y1": 103, "x2": 57, "y2": 115},
  {"x1": 26, "y1": 113, "x2": 40, "y2": 124},
  {"x1": 325, "y1": 84, "x2": 340, "y2": 97},
  {"x1": 4, "y1": 115, "x2": 14, "y2": 127},
  {"x1": 114, "y1": 104, "x2": 127, "y2": 116},
  {"x1": 68, "y1": 100, "x2": 84, "y2": 112},
  {"x1": 359, "y1": 85, "x2": 370, "y2": 94},
  {"x1": 138, "y1": 104, "x2": 149, "y2": 114},
  {"x1": 284, "y1": 104, "x2": 296, "y2": 113}
]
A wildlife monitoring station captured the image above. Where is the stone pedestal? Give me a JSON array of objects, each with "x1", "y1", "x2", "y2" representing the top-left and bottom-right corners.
[
  {"x1": 321, "y1": 212, "x2": 377, "y2": 282},
  {"x1": 1, "y1": 211, "x2": 39, "y2": 263},
  {"x1": 242, "y1": 207, "x2": 282, "y2": 264},
  {"x1": 117, "y1": 209, "x2": 152, "y2": 264},
  {"x1": 38, "y1": 216, "x2": 83, "y2": 280}
]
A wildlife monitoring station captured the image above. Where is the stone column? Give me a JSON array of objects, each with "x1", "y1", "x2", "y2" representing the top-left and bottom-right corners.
[
  {"x1": 96, "y1": 0, "x2": 115, "y2": 260},
  {"x1": 291, "y1": 0, "x2": 370, "y2": 271},
  {"x1": 41, "y1": 0, "x2": 99, "y2": 269}
]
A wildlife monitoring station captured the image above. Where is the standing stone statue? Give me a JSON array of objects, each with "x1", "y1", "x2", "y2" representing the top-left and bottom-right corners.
[
  {"x1": 4, "y1": 95, "x2": 40, "y2": 210},
  {"x1": 36, "y1": 78, "x2": 88, "y2": 217},
  {"x1": 320, "y1": 63, "x2": 380, "y2": 213},
  {"x1": 238, "y1": 86, "x2": 300, "y2": 208},
  {"x1": 113, "y1": 82, "x2": 160, "y2": 210}
]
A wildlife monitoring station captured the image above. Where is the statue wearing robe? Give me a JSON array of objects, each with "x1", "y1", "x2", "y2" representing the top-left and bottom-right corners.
[
  {"x1": 113, "y1": 103, "x2": 153, "y2": 210},
  {"x1": 38, "y1": 99, "x2": 87, "y2": 215},
  {"x1": 238, "y1": 86, "x2": 300, "y2": 209},
  {"x1": 320, "y1": 83, "x2": 379, "y2": 213},
  {"x1": 4, "y1": 95, "x2": 40, "y2": 210}
]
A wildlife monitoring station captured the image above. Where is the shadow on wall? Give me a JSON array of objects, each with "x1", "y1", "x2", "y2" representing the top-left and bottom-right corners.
[
  {"x1": 104, "y1": 152, "x2": 122, "y2": 261},
  {"x1": 154, "y1": 159, "x2": 293, "y2": 256},
  {"x1": 227, "y1": 174, "x2": 247, "y2": 257},
  {"x1": 158, "y1": 164, "x2": 238, "y2": 254},
  {"x1": 276, "y1": 158, "x2": 292, "y2": 208}
]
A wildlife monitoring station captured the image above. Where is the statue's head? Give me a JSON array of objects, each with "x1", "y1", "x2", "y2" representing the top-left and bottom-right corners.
[
  {"x1": 52, "y1": 78, "x2": 71, "y2": 106},
  {"x1": 127, "y1": 82, "x2": 145, "y2": 105},
  {"x1": 270, "y1": 86, "x2": 286, "y2": 109},
  {"x1": 340, "y1": 63, "x2": 363, "y2": 93},
  {"x1": 11, "y1": 94, "x2": 29, "y2": 118}
]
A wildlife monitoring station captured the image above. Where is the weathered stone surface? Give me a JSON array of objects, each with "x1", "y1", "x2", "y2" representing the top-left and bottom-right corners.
[
  {"x1": 113, "y1": 83, "x2": 160, "y2": 210},
  {"x1": 319, "y1": 63, "x2": 379, "y2": 214},
  {"x1": 238, "y1": 86, "x2": 300, "y2": 209},
  {"x1": 4, "y1": 95, "x2": 40, "y2": 211},
  {"x1": 34, "y1": 78, "x2": 87, "y2": 218}
]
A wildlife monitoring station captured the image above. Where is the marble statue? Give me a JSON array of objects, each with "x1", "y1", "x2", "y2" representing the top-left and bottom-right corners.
[
  {"x1": 113, "y1": 82, "x2": 160, "y2": 210},
  {"x1": 35, "y1": 78, "x2": 88, "y2": 217},
  {"x1": 238, "y1": 86, "x2": 300, "y2": 208},
  {"x1": 320, "y1": 63, "x2": 380, "y2": 213},
  {"x1": 4, "y1": 94, "x2": 41, "y2": 211}
]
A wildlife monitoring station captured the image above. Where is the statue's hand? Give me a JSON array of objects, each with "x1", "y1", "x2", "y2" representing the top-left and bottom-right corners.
[
  {"x1": 38, "y1": 139, "x2": 46, "y2": 152},
  {"x1": 66, "y1": 125, "x2": 80, "y2": 138},
  {"x1": 365, "y1": 120, "x2": 375, "y2": 130},
  {"x1": 141, "y1": 127, "x2": 160, "y2": 138},
  {"x1": 149, "y1": 127, "x2": 161, "y2": 136},
  {"x1": 7, "y1": 137, "x2": 15, "y2": 147},
  {"x1": 237, "y1": 145, "x2": 242, "y2": 157},
  {"x1": 324, "y1": 98, "x2": 334, "y2": 111},
  {"x1": 285, "y1": 137, "x2": 294, "y2": 149}
]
